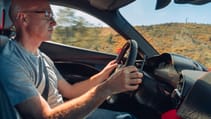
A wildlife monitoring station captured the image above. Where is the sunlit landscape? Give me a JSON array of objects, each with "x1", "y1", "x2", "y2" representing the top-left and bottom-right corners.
[{"x1": 52, "y1": 6, "x2": 211, "y2": 68}]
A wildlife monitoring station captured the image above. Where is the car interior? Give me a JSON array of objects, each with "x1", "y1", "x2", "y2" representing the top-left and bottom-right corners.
[
  {"x1": 0, "y1": 0, "x2": 161, "y2": 118},
  {"x1": 1, "y1": 0, "x2": 211, "y2": 119}
]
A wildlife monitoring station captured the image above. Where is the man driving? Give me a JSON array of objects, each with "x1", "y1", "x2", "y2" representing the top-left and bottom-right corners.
[{"x1": 0, "y1": 0, "x2": 143, "y2": 118}]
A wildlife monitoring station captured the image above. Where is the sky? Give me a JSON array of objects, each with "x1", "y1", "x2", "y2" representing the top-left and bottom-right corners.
[
  {"x1": 52, "y1": 0, "x2": 211, "y2": 26},
  {"x1": 120, "y1": 0, "x2": 211, "y2": 25}
]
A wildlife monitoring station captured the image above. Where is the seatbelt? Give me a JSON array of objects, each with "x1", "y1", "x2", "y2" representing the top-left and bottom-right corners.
[
  {"x1": 42, "y1": 65, "x2": 49, "y2": 101},
  {"x1": 39, "y1": 56, "x2": 49, "y2": 101}
]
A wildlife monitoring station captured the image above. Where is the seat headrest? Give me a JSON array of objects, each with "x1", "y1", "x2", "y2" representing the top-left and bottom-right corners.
[{"x1": 0, "y1": 0, "x2": 12, "y2": 36}]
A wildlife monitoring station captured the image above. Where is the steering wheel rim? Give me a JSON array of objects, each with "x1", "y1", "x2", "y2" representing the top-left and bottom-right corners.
[
  {"x1": 116, "y1": 39, "x2": 138, "y2": 66},
  {"x1": 106, "y1": 40, "x2": 138, "y2": 104}
]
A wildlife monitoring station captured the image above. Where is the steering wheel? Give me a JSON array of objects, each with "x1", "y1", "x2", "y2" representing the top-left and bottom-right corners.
[
  {"x1": 106, "y1": 40, "x2": 138, "y2": 104},
  {"x1": 115, "y1": 39, "x2": 138, "y2": 66}
]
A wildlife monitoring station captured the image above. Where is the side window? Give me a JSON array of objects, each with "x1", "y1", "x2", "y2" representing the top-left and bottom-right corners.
[{"x1": 51, "y1": 5, "x2": 126, "y2": 55}]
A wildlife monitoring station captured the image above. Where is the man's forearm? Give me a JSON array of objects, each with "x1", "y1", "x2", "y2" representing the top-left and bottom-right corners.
[
  {"x1": 59, "y1": 72, "x2": 106, "y2": 99},
  {"x1": 47, "y1": 83, "x2": 111, "y2": 119}
]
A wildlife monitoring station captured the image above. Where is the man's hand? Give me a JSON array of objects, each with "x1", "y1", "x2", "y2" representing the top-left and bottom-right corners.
[
  {"x1": 97, "y1": 60, "x2": 118, "y2": 82},
  {"x1": 104, "y1": 66, "x2": 143, "y2": 95}
]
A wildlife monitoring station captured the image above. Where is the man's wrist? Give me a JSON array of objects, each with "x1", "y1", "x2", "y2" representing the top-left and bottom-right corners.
[{"x1": 97, "y1": 81, "x2": 113, "y2": 98}]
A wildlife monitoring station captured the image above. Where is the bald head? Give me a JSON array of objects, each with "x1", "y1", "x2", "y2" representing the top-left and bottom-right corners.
[{"x1": 10, "y1": 0, "x2": 50, "y2": 22}]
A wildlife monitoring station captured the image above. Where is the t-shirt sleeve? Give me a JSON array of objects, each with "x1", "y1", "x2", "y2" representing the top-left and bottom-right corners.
[
  {"x1": 0, "y1": 57, "x2": 39, "y2": 106},
  {"x1": 53, "y1": 65, "x2": 65, "y2": 81}
]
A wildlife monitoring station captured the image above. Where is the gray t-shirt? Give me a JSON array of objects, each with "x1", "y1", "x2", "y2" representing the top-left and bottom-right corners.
[{"x1": 0, "y1": 40, "x2": 64, "y2": 108}]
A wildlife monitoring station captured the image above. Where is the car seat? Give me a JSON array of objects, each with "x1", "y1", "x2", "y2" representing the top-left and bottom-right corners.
[
  {"x1": 0, "y1": 0, "x2": 18, "y2": 119},
  {"x1": 0, "y1": 0, "x2": 12, "y2": 47}
]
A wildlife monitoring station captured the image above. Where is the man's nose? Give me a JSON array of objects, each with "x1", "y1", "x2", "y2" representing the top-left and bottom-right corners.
[{"x1": 50, "y1": 18, "x2": 57, "y2": 26}]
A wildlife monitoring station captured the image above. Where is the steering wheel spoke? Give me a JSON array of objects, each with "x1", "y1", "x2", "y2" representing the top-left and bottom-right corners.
[{"x1": 116, "y1": 40, "x2": 138, "y2": 66}]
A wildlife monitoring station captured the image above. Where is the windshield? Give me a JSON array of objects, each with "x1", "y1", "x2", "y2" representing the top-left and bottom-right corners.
[{"x1": 120, "y1": 0, "x2": 211, "y2": 68}]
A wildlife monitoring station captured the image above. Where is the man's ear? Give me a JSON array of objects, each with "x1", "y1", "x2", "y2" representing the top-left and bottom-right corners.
[
  {"x1": 21, "y1": 15, "x2": 28, "y2": 23},
  {"x1": 16, "y1": 13, "x2": 27, "y2": 23},
  {"x1": 23, "y1": 17, "x2": 27, "y2": 22}
]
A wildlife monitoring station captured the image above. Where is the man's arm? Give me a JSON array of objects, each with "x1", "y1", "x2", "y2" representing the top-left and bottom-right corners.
[
  {"x1": 16, "y1": 66, "x2": 142, "y2": 119},
  {"x1": 16, "y1": 82, "x2": 111, "y2": 119},
  {"x1": 58, "y1": 60, "x2": 118, "y2": 99}
]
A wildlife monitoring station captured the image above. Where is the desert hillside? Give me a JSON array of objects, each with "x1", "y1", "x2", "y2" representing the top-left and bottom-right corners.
[{"x1": 136, "y1": 23, "x2": 211, "y2": 68}]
